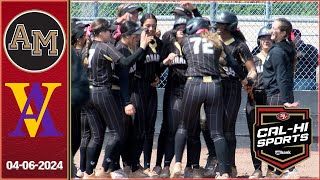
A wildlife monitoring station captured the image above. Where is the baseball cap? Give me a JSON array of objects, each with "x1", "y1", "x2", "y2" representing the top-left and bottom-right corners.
[
  {"x1": 72, "y1": 21, "x2": 89, "y2": 30},
  {"x1": 106, "y1": 24, "x2": 118, "y2": 31},
  {"x1": 132, "y1": 26, "x2": 143, "y2": 35},
  {"x1": 171, "y1": 7, "x2": 193, "y2": 18},
  {"x1": 72, "y1": 22, "x2": 89, "y2": 39},
  {"x1": 118, "y1": 4, "x2": 143, "y2": 17},
  {"x1": 121, "y1": 23, "x2": 143, "y2": 36}
]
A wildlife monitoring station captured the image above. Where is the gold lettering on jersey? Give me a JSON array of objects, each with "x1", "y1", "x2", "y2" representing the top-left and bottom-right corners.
[
  {"x1": 145, "y1": 54, "x2": 160, "y2": 63},
  {"x1": 171, "y1": 56, "x2": 186, "y2": 65}
]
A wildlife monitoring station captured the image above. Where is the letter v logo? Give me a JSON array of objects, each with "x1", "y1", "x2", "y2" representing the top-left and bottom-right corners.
[{"x1": 5, "y1": 82, "x2": 62, "y2": 137}]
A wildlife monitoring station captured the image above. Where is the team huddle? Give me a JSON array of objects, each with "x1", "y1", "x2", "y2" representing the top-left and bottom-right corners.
[{"x1": 71, "y1": 2, "x2": 300, "y2": 179}]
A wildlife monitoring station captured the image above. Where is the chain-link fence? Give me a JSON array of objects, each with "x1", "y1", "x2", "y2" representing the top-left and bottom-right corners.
[{"x1": 71, "y1": 1, "x2": 319, "y2": 90}]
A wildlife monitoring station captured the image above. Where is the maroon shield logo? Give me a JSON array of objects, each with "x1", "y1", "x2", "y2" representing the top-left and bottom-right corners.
[{"x1": 254, "y1": 106, "x2": 311, "y2": 172}]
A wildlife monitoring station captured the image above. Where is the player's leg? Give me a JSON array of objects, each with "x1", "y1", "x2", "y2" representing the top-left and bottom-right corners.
[
  {"x1": 205, "y1": 80, "x2": 231, "y2": 178},
  {"x1": 221, "y1": 79, "x2": 242, "y2": 177}
]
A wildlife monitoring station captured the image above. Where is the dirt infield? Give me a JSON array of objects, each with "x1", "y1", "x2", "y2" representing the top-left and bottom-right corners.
[{"x1": 74, "y1": 135, "x2": 319, "y2": 178}]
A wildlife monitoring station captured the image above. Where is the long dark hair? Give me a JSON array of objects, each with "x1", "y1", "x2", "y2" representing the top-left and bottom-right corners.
[
  {"x1": 276, "y1": 18, "x2": 295, "y2": 48},
  {"x1": 140, "y1": 13, "x2": 157, "y2": 26},
  {"x1": 231, "y1": 29, "x2": 246, "y2": 42},
  {"x1": 83, "y1": 18, "x2": 110, "y2": 67},
  {"x1": 90, "y1": 18, "x2": 111, "y2": 36},
  {"x1": 276, "y1": 18, "x2": 297, "y2": 72}
]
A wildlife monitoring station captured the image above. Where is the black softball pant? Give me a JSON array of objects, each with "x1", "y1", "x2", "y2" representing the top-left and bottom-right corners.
[
  {"x1": 200, "y1": 105, "x2": 217, "y2": 158},
  {"x1": 156, "y1": 87, "x2": 199, "y2": 168},
  {"x1": 91, "y1": 86, "x2": 126, "y2": 171},
  {"x1": 161, "y1": 87, "x2": 196, "y2": 166},
  {"x1": 71, "y1": 107, "x2": 81, "y2": 157},
  {"x1": 221, "y1": 79, "x2": 242, "y2": 167},
  {"x1": 174, "y1": 120, "x2": 197, "y2": 168},
  {"x1": 78, "y1": 102, "x2": 105, "y2": 175},
  {"x1": 267, "y1": 93, "x2": 295, "y2": 174},
  {"x1": 181, "y1": 78, "x2": 230, "y2": 174},
  {"x1": 71, "y1": 106, "x2": 81, "y2": 178},
  {"x1": 246, "y1": 89, "x2": 267, "y2": 170},
  {"x1": 111, "y1": 89, "x2": 131, "y2": 169},
  {"x1": 130, "y1": 80, "x2": 158, "y2": 170}
]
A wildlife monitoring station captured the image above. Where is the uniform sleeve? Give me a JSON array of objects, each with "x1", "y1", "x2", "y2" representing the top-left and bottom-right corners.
[
  {"x1": 181, "y1": 37, "x2": 189, "y2": 56},
  {"x1": 270, "y1": 49, "x2": 291, "y2": 103},
  {"x1": 71, "y1": 49, "x2": 89, "y2": 108},
  {"x1": 160, "y1": 43, "x2": 170, "y2": 63},
  {"x1": 116, "y1": 45, "x2": 134, "y2": 106},
  {"x1": 156, "y1": 38, "x2": 164, "y2": 78},
  {"x1": 239, "y1": 42, "x2": 254, "y2": 63},
  {"x1": 105, "y1": 43, "x2": 124, "y2": 63},
  {"x1": 106, "y1": 42, "x2": 146, "y2": 67},
  {"x1": 118, "y1": 65, "x2": 131, "y2": 106},
  {"x1": 222, "y1": 43, "x2": 246, "y2": 80},
  {"x1": 162, "y1": 30, "x2": 174, "y2": 45}
]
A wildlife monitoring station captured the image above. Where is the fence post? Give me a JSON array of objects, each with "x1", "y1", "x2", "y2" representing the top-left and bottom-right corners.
[
  {"x1": 94, "y1": 1, "x2": 99, "y2": 18},
  {"x1": 147, "y1": 1, "x2": 150, "y2": 13},
  {"x1": 210, "y1": 2, "x2": 218, "y2": 23},
  {"x1": 265, "y1": 1, "x2": 271, "y2": 25}
]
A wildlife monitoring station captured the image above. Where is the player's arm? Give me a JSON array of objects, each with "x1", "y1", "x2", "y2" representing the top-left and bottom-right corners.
[
  {"x1": 221, "y1": 43, "x2": 246, "y2": 80},
  {"x1": 240, "y1": 42, "x2": 257, "y2": 81}
]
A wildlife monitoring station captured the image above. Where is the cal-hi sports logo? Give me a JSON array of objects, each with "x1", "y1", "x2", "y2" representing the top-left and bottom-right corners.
[
  {"x1": 254, "y1": 106, "x2": 312, "y2": 171},
  {"x1": 5, "y1": 82, "x2": 62, "y2": 137},
  {"x1": 4, "y1": 10, "x2": 65, "y2": 72}
]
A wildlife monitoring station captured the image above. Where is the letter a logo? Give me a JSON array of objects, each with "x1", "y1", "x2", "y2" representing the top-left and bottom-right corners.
[{"x1": 5, "y1": 82, "x2": 62, "y2": 137}]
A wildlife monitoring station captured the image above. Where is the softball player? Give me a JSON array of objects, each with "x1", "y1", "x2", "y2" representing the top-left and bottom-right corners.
[
  {"x1": 71, "y1": 48, "x2": 90, "y2": 179},
  {"x1": 114, "y1": 21, "x2": 146, "y2": 176},
  {"x1": 98, "y1": 5, "x2": 143, "y2": 177},
  {"x1": 71, "y1": 20, "x2": 89, "y2": 59},
  {"x1": 162, "y1": 2, "x2": 202, "y2": 45},
  {"x1": 263, "y1": 18, "x2": 299, "y2": 179},
  {"x1": 246, "y1": 25, "x2": 272, "y2": 179},
  {"x1": 212, "y1": 11, "x2": 257, "y2": 177},
  {"x1": 155, "y1": 3, "x2": 202, "y2": 177},
  {"x1": 152, "y1": 16, "x2": 189, "y2": 178},
  {"x1": 71, "y1": 21, "x2": 104, "y2": 179},
  {"x1": 71, "y1": 20, "x2": 89, "y2": 157},
  {"x1": 111, "y1": 4, "x2": 143, "y2": 43},
  {"x1": 128, "y1": 13, "x2": 163, "y2": 178},
  {"x1": 82, "y1": 18, "x2": 151, "y2": 178},
  {"x1": 172, "y1": 17, "x2": 233, "y2": 179}
]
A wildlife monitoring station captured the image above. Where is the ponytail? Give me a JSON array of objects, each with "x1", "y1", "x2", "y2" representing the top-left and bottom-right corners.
[
  {"x1": 231, "y1": 28, "x2": 246, "y2": 42},
  {"x1": 276, "y1": 18, "x2": 297, "y2": 72},
  {"x1": 83, "y1": 26, "x2": 93, "y2": 67},
  {"x1": 289, "y1": 38, "x2": 297, "y2": 73},
  {"x1": 200, "y1": 31, "x2": 222, "y2": 49}
]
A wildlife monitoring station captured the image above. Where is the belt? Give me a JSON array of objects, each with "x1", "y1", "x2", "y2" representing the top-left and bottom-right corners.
[
  {"x1": 187, "y1": 76, "x2": 219, "y2": 82},
  {"x1": 89, "y1": 85, "x2": 120, "y2": 90},
  {"x1": 221, "y1": 77, "x2": 239, "y2": 81},
  {"x1": 89, "y1": 85, "x2": 106, "y2": 90},
  {"x1": 254, "y1": 89, "x2": 265, "y2": 93},
  {"x1": 111, "y1": 85, "x2": 120, "y2": 90}
]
